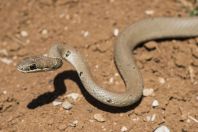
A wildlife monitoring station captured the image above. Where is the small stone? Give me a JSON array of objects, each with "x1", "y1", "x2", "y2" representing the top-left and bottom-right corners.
[
  {"x1": 62, "y1": 101, "x2": 73, "y2": 110},
  {"x1": 81, "y1": 31, "x2": 89, "y2": 37},
  {"x1": 113, "y1": 28, "x2": 119, "y2": 36},
  {"x1": 93, "y1": 113, "x2": 106, "y2": 122},
  {"x1": 152, "y1": 100, "x2": 159, "y2": 107},
  {"x1": 0, "y1": 58, "x2": 13, "y2": 64},
  {"x1": 3, "y1": 90, "x2": 7, "y2": 94},
  {"x1": 68, "y1": 120, "x2": 78, "y2": 127},
  {"x1": 52, "y1": 100, "x2": 62, "y2": 106},
  {"x1": 143, "y1": 88, "x2": 154, "y2": 96},
  {"x1": 20, "y1": 30, "x2": 28, "y2": 37},
  {"x1": 41, "y1": 29, "x2": 48, "y2": 35},
  {"x1": 154, "y1": 125, "x2": 170, "y2": 132},
  {"x1": 146, "y1": 114, "x2": 156, "y2": 122},
  {"x1": 108, "y1": 77, "x2": 114, "y2": 84},
  {"x1": 66, "y1": 93, "x2": 81, "y2": 102},
  {"x1": 139, "y1": 52, "x2": 153, "y2": 61},
  {"x1": 158, "y1": 77, "x2": 165, "y2": 84},
  {"x1": 120, "y1": 126, "x2": 128, "y2": 132},
  {"x1": 145, "y1": 10, "x2": 155, "y2": 15},
  {"x1": 144, "y1": 41, "x2": 157, "y2": 50},
  {"x1": 89, "y1": 119, "x2": 94, "y2": 123}
]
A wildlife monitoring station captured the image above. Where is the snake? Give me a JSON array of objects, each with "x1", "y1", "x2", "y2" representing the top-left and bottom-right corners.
[{"x1": 17, "y1": 17, "x2": 198, "y2": 107}]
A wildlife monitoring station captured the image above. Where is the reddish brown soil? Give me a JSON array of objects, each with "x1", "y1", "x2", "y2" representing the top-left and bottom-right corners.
[{"x1": 0, "y1": 0, "x2": 198, "y2": 131}]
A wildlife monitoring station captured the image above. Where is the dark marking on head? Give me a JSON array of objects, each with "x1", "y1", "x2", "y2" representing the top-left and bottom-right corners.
[
  {"x1": 29, "y1": 64, "x2": 37, "y2": 70},
  {"x1": 65, "y1": 50, "x2": 71, "y2": 57},
  {"x1": 79, "y1": 71, "x2": 83, "y2": 77},
  {"x1": 106, "y1": 99, "x2": 112, "y2": 103}
]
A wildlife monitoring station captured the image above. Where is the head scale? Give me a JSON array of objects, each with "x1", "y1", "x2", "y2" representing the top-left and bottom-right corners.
[{"x1": 17, "y1": 56, "x2": 62, "y2": 73}]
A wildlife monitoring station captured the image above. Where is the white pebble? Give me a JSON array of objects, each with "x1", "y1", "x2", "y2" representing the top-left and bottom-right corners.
[
  {"x1": 120, "y1": 126, "x2": 128, "y2": 132},
  {"x1": 146, "y1": 114, "x2": 156, "y2": 122},
  {"x1": 154, "y1": 125, "x2": 170, "y2": 132},
  {"x1": 62, "y1": 101, "x2": 73, "y2": 110},
  {"x1": 89, "y1": 119, "x2": 94, "y2": 123},
  {"x1": 109, "y1": 77, "x2": 114, "y2": 84},
  {"x1": 113, "y1": 28, "x2": 119, "y2": 36},
  {"x1": 152, "y1": 100, "x2": 159, "y2": 107},
  {"x1": 66, "y1": 93, "x2": 81, "y2": 102},
  {"x1": 0, "y1": 58, "x2": 12, "y2": 64},
  {"x1": 52, "y1": 100, "x2": 62, "y2": 106},
  {"x1": 69, "y1": 120, "x2": 78, "y2": 127},
  {"x1": 3, "y1": 90, "x2": 7, "y2": 94},
  {"x1": 143, "y1": 88, "x2": 154, "y2": 96},
  {"x1": 20, "y1": 30, "x2": 28, "y2": 37},
  {"x1": 114, "y1": 73, "x2": 119, "y2": 77},
  {"x1": 158, "y1": 77, "x2": 165, "y2": 84},
  {"x1": 145, "y1": 10, "x2": 155, "y2": 15},
  {"x1": 95, "y1": 65, "x2": 99, "y2": 69},
  {"x1": 41, "y1": 29, "x2": 48, "y2": 35},
  {"x1": 81, "y1": 31, "x2": 89, "y2": 37},
  {"x1": 132, "y1": 117, "x2": 139, "y2": 122},
  {"x1": 93, "y1": 113, "x2": 106, "y2": 122}
]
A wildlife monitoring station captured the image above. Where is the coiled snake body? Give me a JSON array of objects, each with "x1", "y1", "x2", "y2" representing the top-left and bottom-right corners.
[{"x1": 17, "y1": 17, "x2": 198, "y2": 107}]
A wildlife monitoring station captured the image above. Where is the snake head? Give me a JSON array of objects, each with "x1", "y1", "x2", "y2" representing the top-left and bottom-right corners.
[{"x1": 17, "y1": 56, "x2": 63, "y2": 73}]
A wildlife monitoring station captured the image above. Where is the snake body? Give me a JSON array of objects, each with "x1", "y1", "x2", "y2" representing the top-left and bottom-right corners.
[{"x1": 17, "y1": 17, "x2": 198, "y2": 107}]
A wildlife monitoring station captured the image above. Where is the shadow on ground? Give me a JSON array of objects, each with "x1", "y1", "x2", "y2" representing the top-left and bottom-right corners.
[{"x1": 27, "y1": 70, "x2": 141, "y2": 113}]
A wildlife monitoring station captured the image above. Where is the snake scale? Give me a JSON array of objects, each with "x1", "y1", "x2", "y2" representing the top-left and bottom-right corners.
[{"x1": 17, "y1": 17, "x2": 198, "y2": 107}]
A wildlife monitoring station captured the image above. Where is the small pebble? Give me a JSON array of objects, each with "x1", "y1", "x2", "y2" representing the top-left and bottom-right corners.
[
  {"x1": 0, "y1": 58, "x2": 13, "y2": 64},
  {"x1": 145, "y1": 10, "x2": 155, "y2": 15},
  {"x1": 139, "y1": 52, "x2": 153, "y2": 61},
  {"x1": 3, "y1": 90, "x2": 7, "y2": 94},
  {"x1": 143, "y1": 88, "x2": 154, "y2": 96},
  {"x1": 52, "y1": 100, "x2": 62, "y2": 106},
  {"x1": 68, "y1": 120, "x2": 78, "y2": 127},
  {"x1": 154, "y1": 125, "x2": 170, "y2": 132},
  {"x1": 146, "y1": 114, "x2": 156, "y2": 122},
  {"x1": 20, "y1": 30, "x2": 28, "y2": 37},
  {"x1": 89, "y1": 119, "x2": 94, "y2": 123},
  {"x1": 66, "y1": 93, "x2": 81, "y2": 102},
  {"x1": 113, "y1": 28, "x2": 119, "y2": 36},
  {"x1": 144, "y1": 41, "x2": 157, "y2": 50},
  {"x1": 93, "y1": 113, "x2": 106, "y2": 122},
  {"x1": 81, "y1": 31, "x2": 89, "y2": 37},
  {"x1": 62, "y1": 101, "x2": 73, "y2": 110},
  {"x1": 152, "y1": 100, "x2": 159, "y2": 107},
  {"x1": 120, "y1": 126, "x2": 128, "y2": 132},
  {"x1": 158, "y1": 77, "x2": 165, "y2": 84},
  {"x1": 108, "y1": 77, "x2": 114, "y2": 84},
  {"x1": 41, "y1": 29, "x2": 48, "y2": 35}
]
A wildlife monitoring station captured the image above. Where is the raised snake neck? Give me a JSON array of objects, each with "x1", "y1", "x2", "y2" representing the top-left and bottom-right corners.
[{"x1": 17, "y1": 17, "x2": 198, "y2": 107}]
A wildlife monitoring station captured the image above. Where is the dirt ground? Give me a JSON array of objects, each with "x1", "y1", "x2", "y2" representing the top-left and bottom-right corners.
[{"x1": 0, "y1": 0, "x2": 198, "y2": 131}]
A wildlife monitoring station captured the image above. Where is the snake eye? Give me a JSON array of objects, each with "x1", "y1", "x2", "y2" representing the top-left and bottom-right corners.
[{"x1": 29, "y1": 64, "x2": 37, "y2": 70}]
